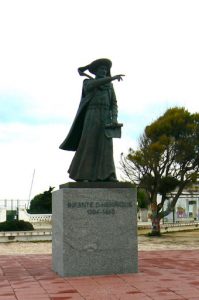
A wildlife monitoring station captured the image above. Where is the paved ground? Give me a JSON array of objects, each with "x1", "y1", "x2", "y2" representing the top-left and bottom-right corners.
[
  {"x1": 0, "y1": 230, "x2": 199, "y2": 299},
  {"x1": 139, "y1": 230, "x2": 199, "y2": 250},
  {"x1": 0, "y1": 251, "x2": 199, "y2": 299}
]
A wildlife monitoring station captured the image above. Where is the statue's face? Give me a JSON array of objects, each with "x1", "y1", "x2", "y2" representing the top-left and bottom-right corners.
[{"x1": 95, "y1": 65, "x2": 108, "y2": 78}]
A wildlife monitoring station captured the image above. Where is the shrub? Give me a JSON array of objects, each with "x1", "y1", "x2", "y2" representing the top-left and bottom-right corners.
[
  {"x1": 28, "y1": 186, "x2": 54, "y2": 214},
  {"x1": 137, "y1": 188, "x2": 150, "y2": 209},
  {"x1": 0, "y1": 220, "x2": 34, "y2": 231}
]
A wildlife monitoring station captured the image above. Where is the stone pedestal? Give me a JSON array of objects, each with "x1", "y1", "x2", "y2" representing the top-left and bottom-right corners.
[{"x1": 52, "y1": 183, "x2": 138, "y2": 277}]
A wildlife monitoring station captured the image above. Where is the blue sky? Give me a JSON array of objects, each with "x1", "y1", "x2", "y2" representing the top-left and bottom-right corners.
[
  {"x1": 1, "y1": 0, "x2": 199, "y2": 200},
  {"x1": 0, "y1": 92, "x2": 67, "y2": 125}
]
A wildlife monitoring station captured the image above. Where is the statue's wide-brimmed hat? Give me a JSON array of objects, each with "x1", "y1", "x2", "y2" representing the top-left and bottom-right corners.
[{"x1": 88, "y1": 58, "x2": 112, "y2": 75}]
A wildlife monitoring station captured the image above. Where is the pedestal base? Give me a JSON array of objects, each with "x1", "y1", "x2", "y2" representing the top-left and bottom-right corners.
[{"x1": 52, "y1": 183, "x2": 138, "y2": 277}]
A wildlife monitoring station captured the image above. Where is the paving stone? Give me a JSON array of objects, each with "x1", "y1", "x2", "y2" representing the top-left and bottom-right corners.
[
  {"x1": 0, "y1": 296, "x2": 17, "y2": 300},
  {"x1": 0, "y1": 251, "x2": 199, "y2": 299}
]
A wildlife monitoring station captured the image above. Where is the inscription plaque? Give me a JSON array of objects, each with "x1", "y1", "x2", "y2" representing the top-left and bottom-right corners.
[{"x1": 67, "y1": 200, "x2": 133, "y2": 215}]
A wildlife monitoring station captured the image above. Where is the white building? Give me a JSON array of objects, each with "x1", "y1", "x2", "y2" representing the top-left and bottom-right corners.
[{"x1": 163, "y1": 188, "x2": 199, "y2": 223}]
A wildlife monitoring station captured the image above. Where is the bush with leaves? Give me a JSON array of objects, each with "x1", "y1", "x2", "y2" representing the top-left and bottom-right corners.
[
  {"x1": 0, "y1": 220, "x2": 34, "y2": 231},
  {"x1": 28, "y1": 186, "x2": 54, "y2": 214},
  {"x1": 137, "y1": 188, "x2": 150, "y2": 209}
]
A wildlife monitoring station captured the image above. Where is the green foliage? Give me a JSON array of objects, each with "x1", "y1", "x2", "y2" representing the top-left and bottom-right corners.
[
  {"x1": 0, "y1": 220, "x2": 34, "y2": 231},
  {"x1": 158, "y1": 176, "x2": 180, "y2": 196},
  {"x1": 28, "y1": 186, "x2": 54, "y2": 214},
  {"x1": 145, "y1": 107, "x2": 191, "y2": 140},
  {"x1": 137, "y1": 189, "x2": 149, "y2": 209}
]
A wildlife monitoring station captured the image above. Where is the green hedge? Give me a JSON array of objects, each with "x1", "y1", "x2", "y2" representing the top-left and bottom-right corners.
[
  {"x1": 28, "y1": 186, "x2": 54, "y2": 214},
  {"x1": 0, "y1": 220, "x2": 34, "y2": 231}
]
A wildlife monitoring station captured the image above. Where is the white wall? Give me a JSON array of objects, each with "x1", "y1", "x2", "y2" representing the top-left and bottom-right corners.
[
  {"x1": 0, "y1": 208, "x2": 6, "y2": 222},
  {"x1": 18, "y1": 208, "x2": 52, "y2": 223}
]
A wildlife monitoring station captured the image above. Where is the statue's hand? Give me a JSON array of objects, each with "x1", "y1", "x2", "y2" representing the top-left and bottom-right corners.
[
  {"x1": 78, "y1": 70, "x2": 85, "y2": 76},
  {"x1": 113, "y1": 74, "x2": 125, "y2": 82}
]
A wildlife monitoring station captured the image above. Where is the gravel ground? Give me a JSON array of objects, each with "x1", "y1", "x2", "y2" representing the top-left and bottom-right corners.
[
  {"x1": 0, "y1": 241, "x2": 52, "y2": 255},
  {"x1": 0, "y1": 230, "x2": 199, "y2": 254},
  {"x1": 139, "y1": 230, "x2": 199, "y2": 251}
]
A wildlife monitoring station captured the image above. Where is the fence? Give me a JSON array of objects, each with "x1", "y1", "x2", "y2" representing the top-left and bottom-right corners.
[
  {"x1": 0, "y1": 199, "x2": 29, "y2": 210},
  {"x1": 0, "y1": 207, "x2": 52, "y2": 229},
  {"x1": 18, "y1": 208, "x2": 52, "y2": 223}
]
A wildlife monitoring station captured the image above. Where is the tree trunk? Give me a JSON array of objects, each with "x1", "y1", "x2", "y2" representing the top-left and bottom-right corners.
[
  {"x1": 151, "y1": 215, "x2": 161, "y2": 235},
  {"x1": 150, "y1": 202, "x2": 161, "y2": 235}
]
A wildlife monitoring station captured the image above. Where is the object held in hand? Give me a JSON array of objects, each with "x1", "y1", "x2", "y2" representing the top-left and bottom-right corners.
[{"x1": 105, "y1": 123, "x2": 123, "y2": 138}]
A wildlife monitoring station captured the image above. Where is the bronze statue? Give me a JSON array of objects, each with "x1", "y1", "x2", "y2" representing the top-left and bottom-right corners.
[{"x1": 59, "y1": 58, "x2": 124, "y2": 182}]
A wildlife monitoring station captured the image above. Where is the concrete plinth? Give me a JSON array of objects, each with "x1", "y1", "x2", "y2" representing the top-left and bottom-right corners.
[{"x1": 52, "y1": 183, "x2": 138, "y2": 277}]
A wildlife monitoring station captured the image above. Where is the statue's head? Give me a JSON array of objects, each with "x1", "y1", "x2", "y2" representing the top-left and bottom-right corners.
[
  {"x1": 88, "y1": 58, "x2": 112, "y2": 76},
  {"x1": 78, "y1": 58, "x2": 112, "y2": 78}
]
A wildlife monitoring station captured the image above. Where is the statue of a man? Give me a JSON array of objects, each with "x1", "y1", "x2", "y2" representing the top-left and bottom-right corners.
[{"x1": 59, "y1": 58, "x2": 124, "y2": 182}]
